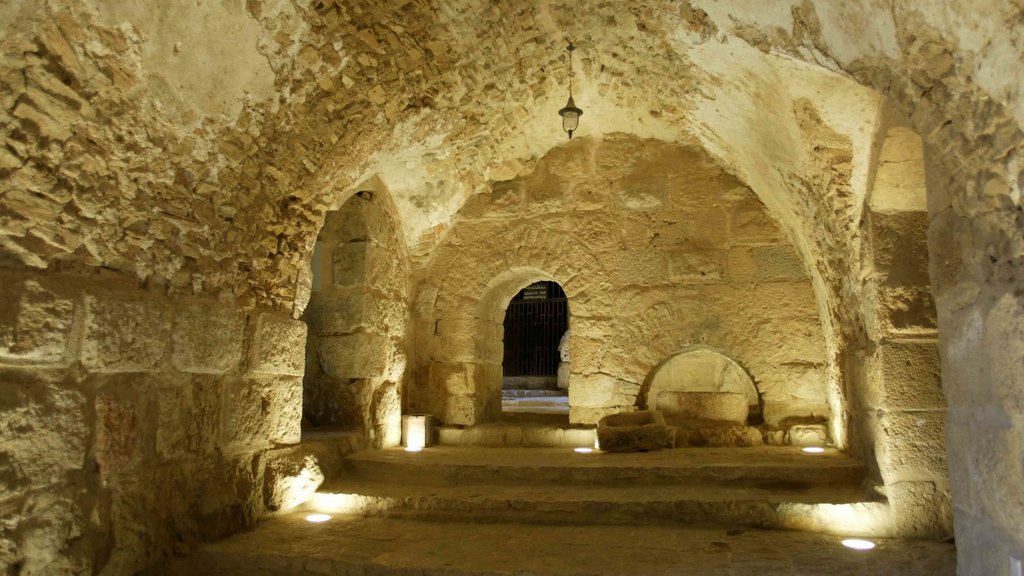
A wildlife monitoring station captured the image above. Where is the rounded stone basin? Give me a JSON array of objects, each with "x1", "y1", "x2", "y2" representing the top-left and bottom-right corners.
[{"x1": 655, "y1": 391, "x2": 749, "y2": 425}]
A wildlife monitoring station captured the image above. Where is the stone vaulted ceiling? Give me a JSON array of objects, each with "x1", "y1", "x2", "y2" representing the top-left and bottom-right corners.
[{"x1": 1, "y1": 0, "x2": 1021, "y2": 318}]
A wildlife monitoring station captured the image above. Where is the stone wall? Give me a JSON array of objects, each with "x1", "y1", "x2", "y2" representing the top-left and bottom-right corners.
[
  {"x1": 302, "y1": 191, "x2": 410, "y2": 448},
  {"x1": 411, "y1": 136, "x2": 829, "y2": 429},
  {"x1": 0, "y1": 268, "x2": 311, "y2": 574}
]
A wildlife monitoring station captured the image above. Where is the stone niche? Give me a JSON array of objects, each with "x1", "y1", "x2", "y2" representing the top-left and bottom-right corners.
[
  {"x1": 411, "y1": 135, "x2": 830, "y2": 428},
  {"x1": 302, "y1": 190, "x2": 410, "y2": 447},
  {"x1": 641, "y1": 348, "x2": 759, "y2": 422}
]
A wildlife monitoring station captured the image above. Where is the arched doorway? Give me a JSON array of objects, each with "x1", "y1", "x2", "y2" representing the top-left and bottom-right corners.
[{"x1": 500, "y1": 280, "x2": 570, "y2": 418}]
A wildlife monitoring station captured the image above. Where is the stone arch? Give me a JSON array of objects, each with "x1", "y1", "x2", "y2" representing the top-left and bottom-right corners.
[
  {"x1": 300, "y1": 186, "x2": 410, "y2": 447},
  {"x1": 639, "y1": 346, "x2": 760, "y2": 417},
  {"x1": 477, "y1": 268, "x2": 569, "y2": 418}
]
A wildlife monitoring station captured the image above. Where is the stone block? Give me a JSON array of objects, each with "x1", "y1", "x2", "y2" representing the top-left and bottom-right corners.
[
  {"x1": 568, "y1": 373, "x2": 617, "y2": 407},
  {"x1": 250, "y1": 313, "x2": 307, "y2": 376},
  {"x1": 462, "y1": 426, "x2": 507, "y2": 447},
  {"x1": 81, "y1": 293, "x2": 168, "y2": 372},
  {"x1": 786, "y1": 424, "x2": 828, "y2": 446},
  {"x1": 431, "y1": 362, "x2": 472, "y2": 395},
  {"x1": 370, "y1": 381, "x2": 402, "y2": 448},
  {"x1": 171, "y1": 302, "x2": 243, "y2": 374},
  {"x1": 522, "y1": 426, "x2": 564, "y2": 447},
  {"x1": 730, "y1": 196, "x2": 785, "y2": 244},
  {"x1": 963, "y1": 412, "x2": 1024, "y2": 536},
  {"x1": 438, "y1": 427, "x2": 467, "y2": 446},
  {"x1": 725, "y1": 248, "x2": 757, "y2": 282},
  {"x1": 612, "y1": 174, "x2": 665, "y2": 210},
  {"x1": 597, "y1": 410, "x2": 673, "y2": 452},
  {"x1": 877, "y1": 340, "x2": 945, "y2": 410},
  {"x1": 762, "y1": 400, "x2": 829, "y2": 427},
  {"x1": 888, "y1": 480, "x2": 953, "y2": 538},
  {"x1": 94, "y1": 375, "x2": 157, "y2": 475},
  {"x1": 752, "y1": 245, "x2": 807, "y2": 280},
  {"x1": 445, "y1": 394, "x2": 476, "y2": 426},
  {"x1": 562, "y1": 428, "x2": 597, "y2": 448},
  {"x1": 879, "y1": 286, "x2": 937, "y2": 332},
  {"x1": 656, "y1": 391, "x2": 748, "y2": 424},
  {"x1": 318, "y1": 332, "x2": 387, "y2": 379},
  {"x1": 260, "y1": 448, "x2": 325, "y2": 513},
  {"x1": 221, "y1": 376, "x2": 302, "y2": 451},
  {"x1": 870, "y1": 210, "x2": 930, "y2": 287},
  {"x1": 877, "y1": 410, "x2": 947, "y2": 483},
  {"x1": 667, "y1": 250, "x2": 725, "y2": 283},
  {"x1": 0, "y1": 278, "x2": 74, "y2": 365},
  {"x1": 156, "y1": 374, "x2": 220, "y2": 460},
  {"x1": 0, "y1": 368, "x2": 88, "y2": 498},
  {"x1": 674, "y1": 425, "x2": 763, "y2": 447},
  {"x1": 331, "y1": 241, "x2": 368, "y2": 288}
]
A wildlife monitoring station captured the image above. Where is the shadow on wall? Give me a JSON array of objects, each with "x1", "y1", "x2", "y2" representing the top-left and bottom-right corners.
[{"x1": 301, "y1": 190, "x2": 410, "y2": 448}]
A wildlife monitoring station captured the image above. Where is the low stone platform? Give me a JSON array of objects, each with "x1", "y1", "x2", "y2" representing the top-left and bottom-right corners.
[
  {"x1": 345, "y1": 446, "x2": 865, "y2": 487},
  {"x1": 166, "y1": 514, "x2": 956, "y2": 576},
  {"x1": 309, "y1": 477, "x2": 877, "y2": 532},
  {"x1": 329, "y1": 446, "x2": 877, "y2": 534},
  {"x1": 438, "y1": 422, "x2": 594, "y2": 447}
]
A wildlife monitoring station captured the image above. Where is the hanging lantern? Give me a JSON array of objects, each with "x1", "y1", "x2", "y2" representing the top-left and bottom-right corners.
[{"x1": 558, "y1": 41, "x2": 583, "y2": 139}]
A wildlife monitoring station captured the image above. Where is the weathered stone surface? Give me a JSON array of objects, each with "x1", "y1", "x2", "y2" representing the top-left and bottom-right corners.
[
  {"x1": 260, "y1": 449, "x2": 324, "y2": 513},
  {"x1": 787, "y1": 424, "x2": 829, "y2": 447},
  {"x1": 250, "y1": 313, "x2": 307, "y2": 376},
  {"x1": 171, "y1": 302, "x2": 244, "y2": 374},
  {"x1": 656, "y1": 391, "x2": 749, "y2": 424},
  {"x1": 156, "y1": 374, "x2": 220, "y2": 459},
  {"x1": 0, "y1": 368, "x2": 87, "y2": 498},
  {"x1": 221, "y1": 376, "x2": 302, "y2": 451},
  {"x1": 0, "y1": 279, "x2": 74, "y2": 365},
  {"x1": 81, "y1": 293, "x2": 168, "y2": 372},
  {"x1": 674, "y1": 424, "x2": 764, "y2": 448},
  {"x1": 318, "y1": 333, "x2": 388, "y2": 379},
  {"x1": 597, "y1": 410, "x2": 673, "y2": 452}
]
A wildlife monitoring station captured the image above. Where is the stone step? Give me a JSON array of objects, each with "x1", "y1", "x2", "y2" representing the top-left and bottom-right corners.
[
  {"x1": 306, "y1": 477, "x2": 881, "y2": 532},
  {"x1": 438, "y1": 423, "x2": 594, "y2": 447},
  {"x1": 344, "y1": 446, "x2": 866, "y2": 488},
  {"x1": 167, "y1": 514, "x2": 957, "y2": 576},
  {"x1": 501, "y1": 389, "x2": 567, "y2": 398}
]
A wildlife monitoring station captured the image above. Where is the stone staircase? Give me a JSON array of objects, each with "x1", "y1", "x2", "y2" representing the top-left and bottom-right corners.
[{"x1": 163, "y1": 444, "x2": 949, "y2": 576}]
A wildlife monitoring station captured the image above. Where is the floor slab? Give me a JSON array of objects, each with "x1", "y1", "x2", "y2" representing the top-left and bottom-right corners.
[{"x1": 166, "y1": 513, "x2": 956, "y2": 576}]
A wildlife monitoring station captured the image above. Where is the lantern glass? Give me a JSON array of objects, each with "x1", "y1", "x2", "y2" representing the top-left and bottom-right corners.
[
  {"x1": 561, "y1": 110, "x2": 579, "y2": 133},
  {"x1": 559, "y1": 95, "x2": 583, "y2": 138}
]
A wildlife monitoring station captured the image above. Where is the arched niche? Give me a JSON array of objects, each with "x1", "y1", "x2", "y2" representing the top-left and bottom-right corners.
[{"x1": 640, "y1": 347, "x2": 760, "y2": 420}]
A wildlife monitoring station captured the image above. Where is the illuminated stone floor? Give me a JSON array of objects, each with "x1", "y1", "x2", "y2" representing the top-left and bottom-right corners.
[{"x1": 167, "y1": 512, "x2": 956, "y2": 575}]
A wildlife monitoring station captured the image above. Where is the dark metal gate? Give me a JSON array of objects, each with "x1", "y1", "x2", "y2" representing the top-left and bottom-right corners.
[{"x1": 502, "y1": 282, "x2": 569, "y2": 377}]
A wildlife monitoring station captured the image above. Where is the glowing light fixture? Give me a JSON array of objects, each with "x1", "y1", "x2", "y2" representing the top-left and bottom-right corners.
[
  {"x1": 574, "y1": 447, "x2": 593, "y2": 454},
  {"x1": 558, "y1": 41, "x2": 583, "y2": 139},
  {"x1": 402, "y1": 414, "x2": 433, "y2": 452},
  {"x1": 842, "y1": 539, "x2": 876, "y2": 550},
  {"x1": 305, "y1": 513, "x2": 332, "y2": 523},
  {"x1": 802, "y1": 446, "x2": 826, "y2": 454}
]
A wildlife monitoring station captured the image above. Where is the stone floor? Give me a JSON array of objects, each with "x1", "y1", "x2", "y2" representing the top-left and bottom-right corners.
[{"x1": 166, "y1": 512, "x2": 957, "y2": 575}]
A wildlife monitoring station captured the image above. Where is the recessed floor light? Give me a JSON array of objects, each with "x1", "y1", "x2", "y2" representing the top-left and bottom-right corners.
[
  {"x1": 305, "y1": 513, "x2": 332, "y2": 523},
  {"x1": 802, "y1": 447, "x2": 825, "y2": 453},
  {"x1": 842, "y1": 539, "x2": 876, "y2": 550},
  {"x1": 404, "y1": 446, "x2": 423, "y2": 452},
  {"x1": 574, "y1": 447, "x2": 593, "y2": 454}
]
